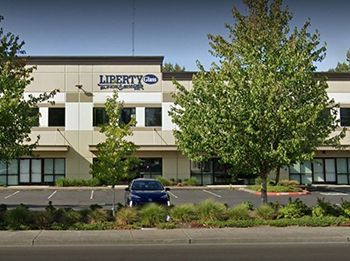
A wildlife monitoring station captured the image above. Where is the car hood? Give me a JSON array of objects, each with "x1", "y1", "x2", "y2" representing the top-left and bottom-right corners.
[{"x1": 131, "y1": 190, "x2": 167, "y2": 199}]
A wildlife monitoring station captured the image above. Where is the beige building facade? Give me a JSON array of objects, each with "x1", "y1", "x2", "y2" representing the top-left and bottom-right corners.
[{"x1": 1, "y1": 56, "x2": 350, "y2": 186}]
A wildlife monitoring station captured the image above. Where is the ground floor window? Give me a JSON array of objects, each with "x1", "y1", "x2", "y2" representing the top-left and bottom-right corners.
[
  {"x1": 0, "y1": 158, "x2": 65, "y2": 185},
  {"x1": 190, "y1": 159, "x2": 232, "y2": 185},
  {"x1": 138, "y1": 158, "x2": 162, "y2": 179},
  {"x1": 289, "y1": 158, "x2": 350, "y2": 185}
]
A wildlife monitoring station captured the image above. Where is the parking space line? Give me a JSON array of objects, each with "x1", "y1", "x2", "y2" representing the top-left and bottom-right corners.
[
  {"x1": 168, "y1": 191, "x2": 178, "y2": 199},
  {"x1": 90, "y1": 190, "x2": 94, "y2": 200},
  {"x1": 202, "y1": 190, "x2": 222, "y2": 198},
  {"x1": 48, "y1": 190, "x2": 57, "y2": 200},
  {"x1": 4, "y1": 191, "x2": 20, "y2": 199}
]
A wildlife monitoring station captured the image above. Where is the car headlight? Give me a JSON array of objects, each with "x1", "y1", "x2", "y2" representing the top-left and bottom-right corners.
[{"x1": 131, "y1": 194, "x2": 141, "y2": 199}]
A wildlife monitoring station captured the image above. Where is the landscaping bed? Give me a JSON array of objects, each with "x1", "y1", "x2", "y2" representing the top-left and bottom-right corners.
[{"x1": 0, "y1": 198, "x2": 350, "y2": 230}]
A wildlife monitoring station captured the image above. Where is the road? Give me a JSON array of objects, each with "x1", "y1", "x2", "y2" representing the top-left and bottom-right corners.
[
  {"x1": 0, "y1": 186, "x2": 350, "y2": 209},
  {"x1": 1, "y1": 243, "x2": 350, "y2": 261}
]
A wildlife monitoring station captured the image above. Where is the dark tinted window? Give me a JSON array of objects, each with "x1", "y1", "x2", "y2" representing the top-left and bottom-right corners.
[
  {"x1": 340, "y1": 108, "x2": 350, "y2": 126},
  {"x1": 145, "y1": 108, "x2": 161, "y2": 126},
  {"x1": 48, "y1": 108, "x2": 65, "y2": 127},
  {"x1": 131, "y1": 180, "x2": 163, "y2": 191},
  {"x1": 93, "y1": 108, "x2": 108, "y2": 126},
  {"x1": 29, "y1": 108, "x2": 40, "y2": 127},
  {"x1": 120, "y1": 108, "x2": 136, "y2": 125}
]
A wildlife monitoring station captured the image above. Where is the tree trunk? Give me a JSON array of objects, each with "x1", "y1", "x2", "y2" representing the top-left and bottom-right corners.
[
  {"x1": 112, "y1": 184, "x2": 116, "y2": 217},
  {"x1": 274, "y1": 167, "x2": 281, "y2": 185},
  {"x1": 260, "y1": 175, "x2": 268, "y2": 204}
]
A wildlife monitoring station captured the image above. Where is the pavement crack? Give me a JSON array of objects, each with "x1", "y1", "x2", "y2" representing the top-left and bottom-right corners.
[{"x1": 32, "y1": 230, "x2": 43, "y2": 246}]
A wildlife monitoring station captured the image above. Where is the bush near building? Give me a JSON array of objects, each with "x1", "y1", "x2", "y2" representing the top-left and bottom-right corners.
[{"x1": 0, "y1": 198, "x2": 350, "y2": 230}]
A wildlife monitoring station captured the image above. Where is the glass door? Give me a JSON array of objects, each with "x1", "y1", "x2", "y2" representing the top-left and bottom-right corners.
[
  {"x1": 19, "y1": 159, "x2": 30, "y2": 184},
  {"x1": 313, "y1": 159, "x2": 325, "y2": 183},
  {"x1": 31, "y1": 159, "x2": 42, "y2": 183},
  {"x1": 325, "y1": 159, "x2": 336, "y2": 183}
]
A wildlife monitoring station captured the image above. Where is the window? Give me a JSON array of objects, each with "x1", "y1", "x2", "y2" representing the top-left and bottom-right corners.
[
  {"x1": 120, "y1": 108, "x2": 136, "y2": 125},
  {"x1": 138, "y1": 158, "x2": 162, "y2": 178},
  {"x1": 93, "y1": 108, "x2": 108, "y2": 126},
  {"x1": 49, "y1": 108, "x2": 65, "y2": 127},
  {"x1": 44, "y1": 158, "x2": 65, "y2": 183},
  {"x1": 145, "y1": 108, "x2": 162, "y2": 126},
  {"x1": 340, "y1": 108, "x2": 350, "y2": 126},
  {"x1": 289, "y1": 161, "x2": 312, "y2": 184},
  {"x1": 93, "y1": 107, "x2": 135, "y2": 126},
  {"x1": 29, "y1": 108, "x2": 40, "y2": 127}
]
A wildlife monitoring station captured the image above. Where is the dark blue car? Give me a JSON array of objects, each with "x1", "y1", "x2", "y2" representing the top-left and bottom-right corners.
[{"x1": 125, "y1": 178, "x2": 170, "y2": 207}]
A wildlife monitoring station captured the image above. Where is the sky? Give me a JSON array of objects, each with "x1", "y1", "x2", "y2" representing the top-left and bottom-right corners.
[{"x1": 1, "y1": 0, "x2": 349, "y2": 72}]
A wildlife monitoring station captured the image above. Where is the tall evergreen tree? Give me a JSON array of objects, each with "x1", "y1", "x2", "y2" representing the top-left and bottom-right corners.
[{"x1": 170, "y1": 0, "x2": 345, "y2": 203}]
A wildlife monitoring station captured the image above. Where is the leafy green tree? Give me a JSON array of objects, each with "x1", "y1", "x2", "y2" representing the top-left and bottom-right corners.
[
  {"x1": 91, "y1": 91, "x2": 139, "y2": 215},
  {"x1": 328, "y1": 50, "x2": 350, "y2": 72},
  {"x1": 162, "y1": 62, "x2": 186, "y2": 72},
  {"x1": 0, "y1": 16, "x2": 57, "y2": 163},
  {"x1": 170, "y1": 0, "x2": 345, "y2": 203}
]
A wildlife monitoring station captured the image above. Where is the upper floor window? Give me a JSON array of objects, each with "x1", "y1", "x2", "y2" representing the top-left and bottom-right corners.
[
  {"x1": 340, "y1": 108, "x2": 350, "y2": 126},
  {"x1": 29, "y1": 108, "x2": 40, "y2": 127},
  {"x1": 145, "y1": 108, "x2": 162, "y2": 127},
  {"x1": 48, "y1": 108, "x2": 65, "y2": 127},
  {"x1": 93, "y1": 107, "x2": 136, "y2": 127}
]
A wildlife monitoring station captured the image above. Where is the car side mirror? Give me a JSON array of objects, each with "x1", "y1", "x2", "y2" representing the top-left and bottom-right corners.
[
  {"x1": 165, "y1": 187, "x2": 170, "y2": 191},
  {"x1": 125, "y1": 187, "x2": 130, "y2": 191}
]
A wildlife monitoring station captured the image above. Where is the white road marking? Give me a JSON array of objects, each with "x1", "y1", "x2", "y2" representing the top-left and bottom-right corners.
[
  {"x1": 90, "y1": 190, "x2": 94, "y2": 200},
  {"x1": 202, "y1": 189, "x2": 222, "y2": 198},
  {"x1": 4, "y1": 191, "x2": 20, "y2": 199},
  {"x1": 48, "y1": 190, "x2": 57, "y2": 200},
  {"x1": 320, "y1": 192, "x2": 348, "y2": 196},
  {"x1": 168, "y1": 191, "x2": 178, "y2": 199}
]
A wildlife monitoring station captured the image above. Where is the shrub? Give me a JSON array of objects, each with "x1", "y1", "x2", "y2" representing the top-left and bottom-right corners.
[
  {"x1": 183, "y1": 177, "x2": 198, "y2": 186},
  {"x1": 254, "y1": 177, "x2": 274, "y2": 185},
  {"x1": 278, "y1": 179, "x2": 299, "y2": 187},
  {"x1": 278, "y1": 198, "x2": 311, "y2": 219},
  {"x1": 170, "y1": 204, "x2": 197, "y2": 223},
  {"x1": 89, "y1": 209, "x2": 110, "y2": 223},
  {"x1": 312, "y1": 198, "x2": 342, "y2": 217},
  {"x1": 55, "y1": 178, "x2": 101, "y2": 187},
  {"x1": 255, "y1": 204, "x2": 279, "y2": 220},
  {"x1": 269, "y1": 216, "x2": 348, "y2": 227},
  {"x1": 70, "y1": 222, "x2": 114, "y2": 230},
  {"x1": 139, "y1": 203, "x2": 168, "y2": 227},
  {"x1": 340, "y1": 199, "x2": 350, "y2": 217},
  {"x1": 115, "y1": 207, "x2": 139, "y2": 228},
  {"x1": 5, "y1": 204, "x2": 33, "y2": 229},
  {"x1": 156, "y1": 177, "x2": 174, "y2": 186},
  {"x1": 196, "y1": 199, "x2": 228, "y2": 223},
  {"x1": 35, "y1": 211, "x2": 55, "y2": 229},
  {"x1": 228, "y1": 202, "x2": 252, "y2": 220}
]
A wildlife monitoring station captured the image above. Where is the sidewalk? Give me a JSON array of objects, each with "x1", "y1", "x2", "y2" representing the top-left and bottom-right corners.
[{"x1": 1, "y1": 227, "x2": 350, "y2": 246}]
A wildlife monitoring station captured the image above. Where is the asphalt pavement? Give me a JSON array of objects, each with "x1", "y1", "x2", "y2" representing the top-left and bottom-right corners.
[{"x1": 1, "y1": 185, "x2": 350, "y2": 209}]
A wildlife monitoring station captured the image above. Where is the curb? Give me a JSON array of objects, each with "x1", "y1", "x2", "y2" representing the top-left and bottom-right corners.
[{"x1": 239, "y1": 188, "x2": 310, "y2": 196}]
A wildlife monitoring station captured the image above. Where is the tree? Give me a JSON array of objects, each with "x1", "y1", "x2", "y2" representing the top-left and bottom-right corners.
[
  {"x1": 328, "y1": 50, "x2": 350, "y2": 72},
  {"x1": 0, "y1": 16, "x2": 57, "y2": 163},
  {"x1": 170, "y1": 0, "x2": 345, "y2": 204},
  {"x1": 162, "y1": 62, "x2": 186, "y2": 72},
  {"x1": 91, "y1": 91, "x2": 139, "y2": 216}
]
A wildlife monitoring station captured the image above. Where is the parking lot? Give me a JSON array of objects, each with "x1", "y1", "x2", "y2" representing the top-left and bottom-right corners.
[{"x1": 1, "y1": 186, "x2": 350, "y2": 210}]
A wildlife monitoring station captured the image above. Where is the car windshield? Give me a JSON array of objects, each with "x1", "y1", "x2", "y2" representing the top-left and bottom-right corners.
[{"x1": 131, "y1": 180, "x2": 164, "y2": 191}]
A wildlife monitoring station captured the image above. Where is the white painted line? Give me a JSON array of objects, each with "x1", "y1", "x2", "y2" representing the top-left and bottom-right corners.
[
  {"x1": 4, "y1": 191, "x2": 20, "y2": 199},
  {"x1": 168, "y1": 191, "x2": 178, "y2": 199},
  {"x1": 90, "y1": 190, "x2": 94, "y2": 200},
  {"x1": 202, "y1": 189, "x2": 222, "y2": 198},
  {"x1": 320, "y1": 192, "x2": 348, "y2": 196},
  {"x1": 48, "y1": 190, "x2": 57, "y2": 200}
]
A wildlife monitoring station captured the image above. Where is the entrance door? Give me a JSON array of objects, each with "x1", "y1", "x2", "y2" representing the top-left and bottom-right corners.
[
  {"x1": 19, "y1": 159, "x2": 30, "y2": 184},
  {"x1": 31, "y1": 159, "x2": 42, "y2": 183},
  {"x1": 325, "y1": 159, "x2": 336, "y2": 183},
  {"x1": 313, "y1": 159, "x2": 325, "y2": 183}
]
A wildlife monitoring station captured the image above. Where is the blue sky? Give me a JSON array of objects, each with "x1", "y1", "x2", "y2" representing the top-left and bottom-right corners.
[{"x1": 1, "y1": 0, "x2": 349, "y2": 71}]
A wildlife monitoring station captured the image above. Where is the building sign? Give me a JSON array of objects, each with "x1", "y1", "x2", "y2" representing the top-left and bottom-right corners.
[{"x1": 98, "y1": 74, "x2": 158, "y2": 90}]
